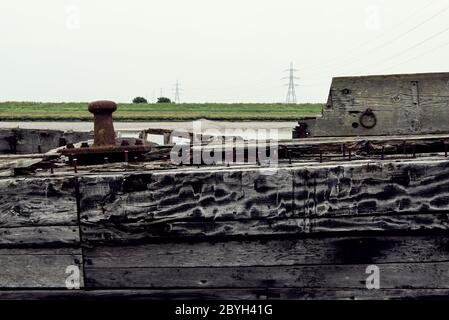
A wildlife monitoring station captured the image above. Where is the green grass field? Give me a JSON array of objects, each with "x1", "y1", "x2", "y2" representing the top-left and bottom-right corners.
[{"x1": 0, "y1": 102, "x2": 322, "y2": 121}]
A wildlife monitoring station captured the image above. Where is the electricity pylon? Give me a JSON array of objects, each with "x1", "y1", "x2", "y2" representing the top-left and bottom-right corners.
[
  {"x1": 174, "y1": 81, "x2": 181, "y2": 104},
  {"x1": 283, "y1": 62, "x2": 299, "y2": 104}
]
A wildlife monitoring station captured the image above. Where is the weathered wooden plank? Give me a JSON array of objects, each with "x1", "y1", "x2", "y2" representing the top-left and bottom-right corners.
[
  {"x1": 79, "y1": 160, "x2": 449, "y2": 228},
  {"x1": 0, "y1": 226, "x2": 80, "y2": 246},
  {"x1": 0, "y1": 289, "x2": 261, "y2": 300},
  {"x1": 0, "y1": 247, "x2": 81, "y2": 255},
  {"x1": 293, "y1": 159, "x2": 449, "y2": 217},
  {"x1": 84, "y1": 235, "x2": 449, "y2": 268},
  {"x1": 1, "y1": 288, "x2": 448, "y2": 300},
  {"x1": 0, "y1": 177, "x2": 78, "y2": 227},
  {"x1": 79, "y1": 168, "x2": 293, "y2": 223},
  {"x1": 84, "y1": 261, "x2": 449, "y2": 289},
  {"x1": 210, "y1": 133, "x2": 449, "y2": 158},
  {"x1": 0, "y1": 250, "x2": 83, "y2": 288},
  {"x1": 266, "y1": 288, "x2": 449, "y2": 300},
  {"x1": 81, "y1": 213, "x2": 449, "y2": 243}
]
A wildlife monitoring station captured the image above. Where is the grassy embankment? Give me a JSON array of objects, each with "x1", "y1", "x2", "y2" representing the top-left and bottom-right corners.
[{"x1": 0, "y1": 102, "x2": 322, "y2": 121}]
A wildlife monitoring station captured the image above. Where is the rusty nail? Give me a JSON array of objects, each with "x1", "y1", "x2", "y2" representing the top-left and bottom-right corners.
[
  {"x1": 287, "y1": 149, "x2": 292, "y2": 165},
  {"x1": 72, "y1": 158, "x2": 78, "y2": 173}
]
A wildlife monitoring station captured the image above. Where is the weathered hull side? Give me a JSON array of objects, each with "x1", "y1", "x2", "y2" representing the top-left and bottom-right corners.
[
  {"x1": 303, "y1": 73, "x2": 449, "y2": 137},
  {"x1": 2, "y1": 159, "x2": 449, "y2": 299}
]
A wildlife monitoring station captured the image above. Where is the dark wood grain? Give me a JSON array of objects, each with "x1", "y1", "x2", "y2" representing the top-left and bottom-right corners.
[
  {"x1": 0, "y1": 226, "x2": 80, "y2": 247},
  {"x1": 84, "y1": 261, "x2": 449, "y2": 289},
  {"x1": 78, "y1": 160, "x2": 449, "y2": 229},
  {"x1": 81, "y1": 213, "x2": 449, "y2": 243},
  {"x1": 1, "y1": 288, "x2": 449, "y2": 300},
  {"x1": 0, "y1": 177, "x2": 78, "y2": 227},
  {"x1": 84, "y1": 235, "x2": 449, "y2": 268}
]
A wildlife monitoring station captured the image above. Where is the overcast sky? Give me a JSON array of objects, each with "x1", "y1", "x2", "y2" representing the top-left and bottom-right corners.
[{"x1": 1, "y1": 0, "x2": 449, "y2": 103}]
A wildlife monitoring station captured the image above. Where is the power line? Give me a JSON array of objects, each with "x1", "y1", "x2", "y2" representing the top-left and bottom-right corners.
[
  {"x1": 382, "y1": 38, "x2": 449, "y2": 72},
  {"x1": 301, "y1": 1, "x2": 448, "y2": 75},
  {"x1": 362, "y1": 2, "x2": 449, "y2": 54},
  {"x1": 354, "y1": 23, "x2": 449, "y2": 73},
  {"x1": 283, "y1": 62, "x2": 299, "y2": 104}
]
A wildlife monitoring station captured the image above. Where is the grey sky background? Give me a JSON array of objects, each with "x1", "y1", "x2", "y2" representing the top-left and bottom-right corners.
[{"x1": 1, "y1": 0, "x2": 449, "y2": 103}]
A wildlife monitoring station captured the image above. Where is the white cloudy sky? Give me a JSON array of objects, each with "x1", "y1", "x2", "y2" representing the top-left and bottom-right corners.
[{"x1": 1, "y1": 0, "x2": 449, "y2": 103}]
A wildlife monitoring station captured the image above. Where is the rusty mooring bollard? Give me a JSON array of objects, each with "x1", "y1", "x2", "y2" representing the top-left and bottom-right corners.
[
  {"x1": 59, "y1": 100, "x2": 151, "y2": 165},
  {"x1": 88, "y1": 100, "x2": 117, "y2": 147}
]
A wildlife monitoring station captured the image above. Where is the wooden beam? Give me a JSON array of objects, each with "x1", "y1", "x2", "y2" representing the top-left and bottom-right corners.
[
  {"x1": 84, "y1": 235, "x2": 449, "y2": 268},
  {"x1": 78, "y1": 159, "x2": 449, "y2": 226},
  {"x1": 2, "y1": 288, "x2": 449, "y2": 300},
  {"x1": 0, "y1": 177, "x2": 78, "y2": 227},
  {"x1": 81, "y1": 213, "x2": 449, "y2": 243},
  {"x1": 0, "y1": 248, "x2": 82, "y2": 288},
  {"x1": 84, "y1": 261, "x2": 449, "y2": 289},
  {"x1": 0, "y1": 226, "x2": 80, "y2": 247}
]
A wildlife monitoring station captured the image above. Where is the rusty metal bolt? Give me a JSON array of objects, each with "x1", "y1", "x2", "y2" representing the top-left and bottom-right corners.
[
  {"x1": 88, "y1": 100, "x2": 117, "y2": 147},
  {"x1": 444, "y1": 141, "x2": 448, "y2": 158},
  {"x1": 72, "y1": 158, "x2": 78, "y2": 173}
]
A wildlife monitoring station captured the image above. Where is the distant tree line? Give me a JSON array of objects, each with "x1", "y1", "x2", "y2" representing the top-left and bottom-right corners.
[{"x1": 133, "y1": 96, "x2": 172, "y2": 104}]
